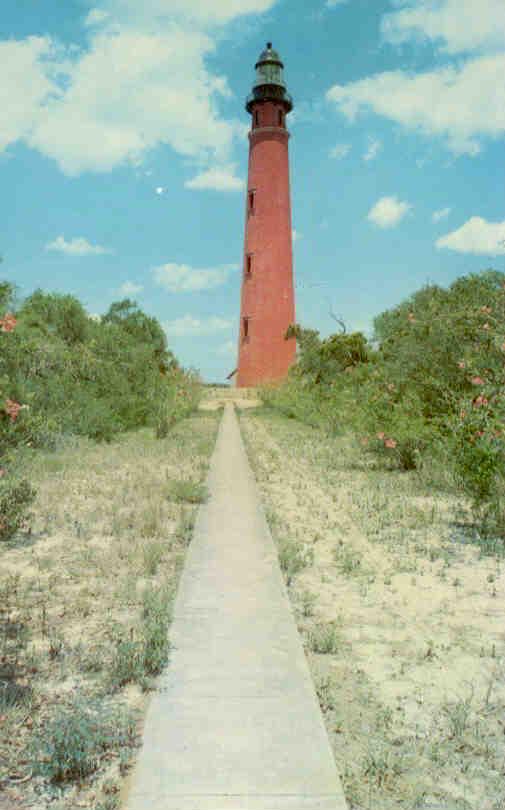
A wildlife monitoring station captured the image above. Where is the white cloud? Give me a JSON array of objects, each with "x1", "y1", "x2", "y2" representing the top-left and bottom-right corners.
[
  {"x1": 436, "y1": 216, "x2": 505, "y2": 255},
  {"x1": 0, "y1": 37, "x2": 60, "y2": 152},
  {"x1": 367, "y1": 196, "x2": 412, "y2": 229},
  {"x1": 153, "y1": 262, "x2": 234, "y2": 292},
  {"x1": 329, "y1": 143, "x2": 351, "y2": 159},
  {"x1": 156, "y1": 186, "x2": 165, "y2": 195},
  {"x1": 164, "y1": 315, "x2": 233, "y2": 337},
  {"x1": 363, "y1": 137, "x2": 381, "y2": 162},
  {"x1": 118, "y1": 280, "x2": 143, "y2": 296},
  {"x1": 327, "y1": 55, "x2": 505, "y2": 156},
  {"x1": 97, "y1": 0, "x2": 277, "y2": 26},
  {"x1": 1, "y1": 0, "x2": 279, "y2": 176},
  {"x1": 27, "y1": 28, "x2": 240, "y2": 176},
  {"x1": 185, "y1": 165, "x2": 244, "y2": 192},
  {"x1": 381, "y1": 0, "x2": 505, "y2": 56},
  {"x1": 432, "y1": 207, "x2": 452, "y2": 223},
  {"x1": 46, "y1": 235, "x2": 113, "y2": 256}
]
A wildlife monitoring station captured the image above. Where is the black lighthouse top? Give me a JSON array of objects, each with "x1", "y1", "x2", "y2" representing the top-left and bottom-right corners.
[{"x1": 246, "y1": 42, "x2": 293, "y2": 114}]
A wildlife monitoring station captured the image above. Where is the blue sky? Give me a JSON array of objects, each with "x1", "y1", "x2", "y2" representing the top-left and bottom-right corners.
[{"x1": 1, "y1": 0, "x2": 504, "y2": 381}]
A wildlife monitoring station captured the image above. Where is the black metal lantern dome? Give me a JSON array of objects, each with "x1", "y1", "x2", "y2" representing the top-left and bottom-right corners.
[{"x1": 246, "y1": 42, "x2": 293, "y2": 114}]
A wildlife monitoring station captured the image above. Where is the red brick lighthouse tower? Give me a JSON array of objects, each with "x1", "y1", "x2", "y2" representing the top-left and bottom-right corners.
[{"x1": 236, "y1": 43, "x2": 296, "y2": 388}]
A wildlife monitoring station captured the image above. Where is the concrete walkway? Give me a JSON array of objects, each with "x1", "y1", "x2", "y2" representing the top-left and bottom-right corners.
[{"x1": 126, "y1": 404, "x2": 348, "y2": 810}]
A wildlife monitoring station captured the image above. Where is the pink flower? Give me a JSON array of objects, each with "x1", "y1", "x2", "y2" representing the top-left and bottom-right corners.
[
  {"x1": 471, "y1": 376, "x2": 485, "y2": 385},
  {"x1": 457, "y1": 361, "x2": 466, "y2": 369},
  {"x1": 480, "y1": 306, "x2": 492, "y2": 314},
  {"x1": 475, "y1": 430, "x2": 485, "y2": 438},
  {"x1": 0, "y1": 313, "x2": 17, "y2": 332},
  {"x1": 460, "y1": 410, "x2": 466, "y2": 419},
  {"x1": 377, "y1": 432, "x2": 385, "y2": 440},
  {"x1": 408, "y1": 312, "x2": 415, "y2": 322},
  {"x1": 4, "y1": 399, "x2": 22, "y2": 422},
  {"x1": 387, "y1": 383, "x2": 396, "y2": 391},
  {"x1": 474, "y1": 395, "x2": 489, "y2": 408},
  {"x1": 482, "y1": 322, "x2": 490, "y2": 331},
  {"x1": 360, "y1": 437, "x2": 369, "y2": 446},
  {"x1": 384, "y1": 438, "x2": 397, "y2": 449}
]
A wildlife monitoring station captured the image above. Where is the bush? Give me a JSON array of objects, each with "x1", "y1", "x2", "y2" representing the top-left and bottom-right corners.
[
  {"x1": 267, "y1": 270, "x2": 505, "y2": 544},
  {"x1": 32, "y1": 698, "x2": 136, "y2": 783},
  {"x1": 167, "y1": 479, "x2": 209, "y2": 504},
  {"x1": 308, "y1": 622, "x2": 341, "y2": 654},
  {"x1": 277, "y1": 538, "x2": 312, "y2": 585},
  {"x1": 0, "y1": 476, "x2": 36, "y2": 541}
]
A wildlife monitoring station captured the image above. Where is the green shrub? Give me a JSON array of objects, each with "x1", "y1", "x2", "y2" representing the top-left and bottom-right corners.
[
  {"x1": 277, "y1": 538, "x2": 312, "y2": 585},
  {"x1": 167, "y1": 479, "x2": 209, "y2": 504},
  {"x1": 32, "y1": 698, "x2": 136, "y2": 783},
  {"x1": 109, "y1": 636, "x2": 144, "y2": 689},
  {"x1": 141, "y1": 585, "x2": 171, "y2": 677},
  {"x1": 308, "y1": 622, "x2": 341, "y2": 654},
  {"x1": 267, "y1": 269, "x2": 505, "y2": 547},
  {"x1": 109, "y1": 586, "x2": 171, "y2": 690},
  {"x1": 0, "y1": 476, "x2": 36, "y2": 541}
]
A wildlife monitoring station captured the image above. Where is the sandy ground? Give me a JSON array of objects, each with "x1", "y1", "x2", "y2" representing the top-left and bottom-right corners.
[
  {"x1": 198, "y1": 387, "x2": 262, "y2": 411},
  {"x1": 0, "y1": 412, "x2": 219, "y2": 810},
  {"x1": 239, "y1": 407, "x2": 505, "y2": 810}
]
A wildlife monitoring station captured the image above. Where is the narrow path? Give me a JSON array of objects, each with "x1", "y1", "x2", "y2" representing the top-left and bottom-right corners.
[{"x1": 126, "y1": 403, "x2": 348, "y2": 810}]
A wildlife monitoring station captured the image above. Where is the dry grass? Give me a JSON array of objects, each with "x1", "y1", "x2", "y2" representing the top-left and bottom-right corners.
[
  {"x1": 0, "y1": 411, "x2": 219, "y2": 810},
  {"x1": 240, "y1": 408, "x2": 505, "y2": 810}
]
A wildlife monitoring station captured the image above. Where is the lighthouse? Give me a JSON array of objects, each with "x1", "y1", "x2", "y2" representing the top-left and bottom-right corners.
[{"x1": 236, "y1": 43, "x2": 296, "y2": 388}]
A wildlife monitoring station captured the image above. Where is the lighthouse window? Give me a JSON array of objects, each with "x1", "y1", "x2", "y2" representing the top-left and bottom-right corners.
[
  {"x1": 278, "y1": 110, "x2": 283, "y2": 126},
  {"x1": 248, "y1": 190, "x2": 255, "y2": 214},
  {"x1": 246, "y1": 255, "x2": 252, "y2": 276},
  {"x1": 254, "y1": 110, "x2": 260, "y2": 127},
  {"x1": 243, "y1": 317, "x2": 250, "y2": 340}
]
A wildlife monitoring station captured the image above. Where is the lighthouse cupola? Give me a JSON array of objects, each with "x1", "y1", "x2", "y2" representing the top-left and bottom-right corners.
[{"x1": 246, "y1": 42, "x2": 293, "y2": 114}]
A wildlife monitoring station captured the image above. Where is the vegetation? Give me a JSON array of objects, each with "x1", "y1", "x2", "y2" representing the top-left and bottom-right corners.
[
  {"x1": 0, "y1": 411, "x2": 218, "y2": 808},
  {"x1": 240, "y1": 407, "x2": 505, "y2": 810},
  {"x1": 264, "y1": 270, "x2": 505, "y2": 546},
  {"x1": 0, "y1": 279, "x2": 200, "y2": 541}
]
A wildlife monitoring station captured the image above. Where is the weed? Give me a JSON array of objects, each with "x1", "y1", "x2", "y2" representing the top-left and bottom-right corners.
[
  {"x1": 175, "y1": 510, "x2": 196, "y2": 546},
  {"x1": 0, "y1": 478, "x2": 36, "y2": 541},
  {"x1": 277, "y1": 538, "x2": 313, "y2": 585},
  {"x1": 109, "y1": 633, "x2": 144, "y2": 690},
  {"x1": 143, "y1": 540, "x2": 165, "y2": 576},
  {"x1": 316, "y1": 675, "x2": 337, "y2": 712},
  {"x1": 0, "y1": 676, "x2": 33, "y2": 713},
  {"x1": 442, "y1": 695, "x2": 473, "y2": 740},
  {"x1": 167, "y1": 479, "x2": 208, "y2": 504},
  {"x1": 363, "y1": 742, "x2": 404, "y2": 788},
  {"x1": 308, "y1": 622, "x2": 341, "y2": 654},
  {"x1": 108, "y1": 588, "x2": 171, "y2": 691},
  {"x1": 141, "y1": 585, "x2": 171, "y2": 678},
  {"x1": 32, "y1": 697, "x2": 137, "y2": 783},
  {"x1": 299, "y1": 589, "x2": 317, "y2": 617},
  {"x1": 139, "y1": 502, "x2": 163, "y2": 539},
  {"x1": 333, "y1": 542, "x2": 362, "y2": 576}
]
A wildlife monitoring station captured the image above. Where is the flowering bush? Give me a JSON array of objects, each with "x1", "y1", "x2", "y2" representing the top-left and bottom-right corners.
[
  {"x1": 0, "y1": 288, "x2": 35, "y2": 540},
  {"x1": 267, "y1": 269, "x2": 505, "y2": 542},
  {"x1": 0, "y1": 281, "x2": 201, "y2": 540}
]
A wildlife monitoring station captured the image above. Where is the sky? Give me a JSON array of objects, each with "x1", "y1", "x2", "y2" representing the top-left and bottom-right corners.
[{"x1": 1, "y1": 0, "x2": 504, "y2": 382}]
